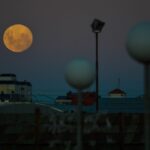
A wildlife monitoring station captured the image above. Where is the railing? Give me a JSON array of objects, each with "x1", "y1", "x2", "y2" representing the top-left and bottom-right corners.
[{"x1": 0, "y1": 112, "x2": 144, "y2": 150}]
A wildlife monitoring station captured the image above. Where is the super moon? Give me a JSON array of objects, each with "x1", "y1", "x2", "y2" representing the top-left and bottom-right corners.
[{"x1": 3, "y1": 24, "x2": 33, "y2": 53}]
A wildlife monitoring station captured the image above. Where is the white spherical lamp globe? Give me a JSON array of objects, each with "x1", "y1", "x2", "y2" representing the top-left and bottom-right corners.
[
  {"x1": 126, "y1": 21, "x2": 150, "y2": 63},
  {"x1": 65, "y1": 58, "x2": 95, "y2": 90}
]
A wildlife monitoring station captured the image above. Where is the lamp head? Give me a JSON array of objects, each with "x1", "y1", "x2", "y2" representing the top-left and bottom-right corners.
[{"x1": 91, "y1": 19, "x2": 105, "y2": 33}]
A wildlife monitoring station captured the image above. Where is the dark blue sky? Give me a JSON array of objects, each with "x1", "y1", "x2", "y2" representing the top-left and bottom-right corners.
[{"x1": 0, "y1": 0, "x2": 149, "y2": 97}]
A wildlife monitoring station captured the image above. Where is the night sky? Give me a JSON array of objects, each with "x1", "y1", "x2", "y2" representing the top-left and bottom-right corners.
[{"x1": 0, "y1": 0, "x2": 150, "y2": 97}]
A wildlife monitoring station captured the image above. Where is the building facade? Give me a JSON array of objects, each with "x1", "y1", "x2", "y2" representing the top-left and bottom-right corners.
[
  {"x1": 0, "y1": 74, "x2": 32, "y2": 103},
  {"x1": 108, "y1": 88, "x2": 127, "y2": 98}
]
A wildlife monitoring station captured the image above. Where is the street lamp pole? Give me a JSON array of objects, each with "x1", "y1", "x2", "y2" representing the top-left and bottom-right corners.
[
  {"x1": 91, "y1": 19, "x2": 105, "y2": 112},
  {"x1": 77, "y1": 89, "x2": 83, "y2": 150},
  {"x1": 95, "y1": 32, "x2": 99, "y2": 112},
  {"x1": 144, "y1": 64, "x2": 150, "y2": 150}
]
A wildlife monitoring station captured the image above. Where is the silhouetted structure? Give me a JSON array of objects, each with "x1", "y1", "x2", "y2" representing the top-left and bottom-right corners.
[{"x1": 0, "y1": 74, "x2": 32, "y2": 102}]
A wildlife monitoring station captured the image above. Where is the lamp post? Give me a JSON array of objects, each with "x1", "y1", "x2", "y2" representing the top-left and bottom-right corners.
[
  {"x1": 65, "y1": 58, "x2": 95, "y2": 150},
  {"x1": 91, "y1": 19, "x2": 105, "y2": 112},
  {"x1": 126, "y1": 21, "x2": 150, "y2": 150}
]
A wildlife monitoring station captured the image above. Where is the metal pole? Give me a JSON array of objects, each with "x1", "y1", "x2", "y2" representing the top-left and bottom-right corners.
[
  {"x1": 35, "y1": 108, "x2": 40, "y2": 150},
  {"x1": 144, "y1": 64, "x2": 150, "y2": 150},
  {"x1": 77, "y1": 90, "x2": 83, "y2": 150},
  {"x1": 95, "y1": 32, "x2": 99, "y2": 112}
]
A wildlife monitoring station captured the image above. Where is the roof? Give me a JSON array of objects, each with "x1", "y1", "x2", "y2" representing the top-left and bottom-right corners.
[
  {"x1": 0, "y1": 81, "x2": 32, "y2": 86},
  {"x1": 108, "y1": 88, "x2": 126, "y2": 95},
  {"x1": 0, "y1": 73, "x2": 16, "y2": 77}
]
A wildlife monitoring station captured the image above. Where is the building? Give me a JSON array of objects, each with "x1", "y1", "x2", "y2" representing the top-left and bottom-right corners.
[
  {"x1": 108, "y1": 88, "x2": 127, "y2": 98},
  {"x1": 0, "y1": 73, "x2": 32, "y2": 103},
  {"x1": 55, "y1": 91, "x2": 96, "y2": 105}
]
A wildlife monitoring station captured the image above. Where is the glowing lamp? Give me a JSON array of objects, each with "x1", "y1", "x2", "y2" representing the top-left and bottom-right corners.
[
  {"x1": 65, "y1": 58, "x2": 95, "y2": 90},
  {"x1": 126, "y1": 21, "x2": 150, "y2": 64}
]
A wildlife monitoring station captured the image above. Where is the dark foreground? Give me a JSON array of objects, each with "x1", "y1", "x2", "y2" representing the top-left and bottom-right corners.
[{"x1": 0, "y1": 111, "x2": 144, "y2": 150}]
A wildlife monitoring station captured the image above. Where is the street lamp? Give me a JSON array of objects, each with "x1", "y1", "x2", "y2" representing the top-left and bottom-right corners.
[
  {"x1": 126, "y1": 21, "x2": 150, "y2": 150},
  {"x1": 65, "y1": 58, "x2": 95, "y2": 150},
  {"x1": 91, "y1": 19, "x2": 105, "y2": 112}
]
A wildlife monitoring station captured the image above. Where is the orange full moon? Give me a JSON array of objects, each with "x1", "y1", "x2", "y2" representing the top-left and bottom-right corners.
[{"x1": 3, "y1": 24, "x2": 33, "y2": 53}]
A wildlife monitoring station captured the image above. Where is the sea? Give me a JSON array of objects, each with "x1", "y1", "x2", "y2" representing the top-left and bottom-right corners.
[{"x1": 32, "y1": 95, "x2": 144, "y2": 113}]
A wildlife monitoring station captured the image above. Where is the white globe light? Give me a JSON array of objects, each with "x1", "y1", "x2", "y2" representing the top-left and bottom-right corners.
[
  {"x1": 126, "y1": 21, "x2": 150, "y2": 63},
  {"x1": 65, "y1": 58, "x2": 95, "y2": 90}
]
